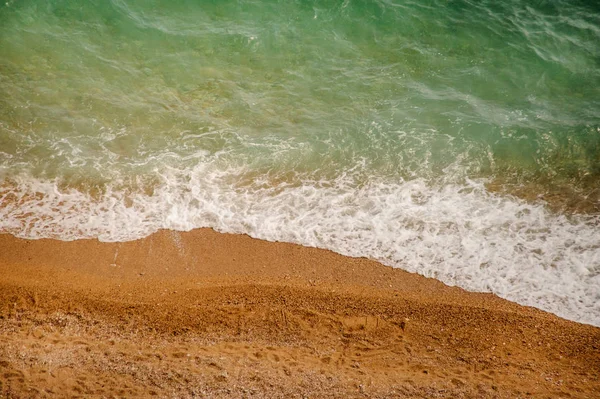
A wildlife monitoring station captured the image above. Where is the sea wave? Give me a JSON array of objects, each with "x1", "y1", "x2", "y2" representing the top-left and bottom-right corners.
[{"x1": 1, "y1": 169, "x2": 599, "y2": 326}]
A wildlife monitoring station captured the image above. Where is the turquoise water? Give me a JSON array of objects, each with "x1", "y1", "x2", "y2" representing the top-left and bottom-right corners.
[{"x1": 1, "y1": 0, "x2": 599, "y2": 325}]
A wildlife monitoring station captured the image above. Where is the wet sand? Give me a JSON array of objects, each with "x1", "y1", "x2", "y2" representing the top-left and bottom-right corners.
[{"x1": 0, "y1": 228, "x2": 598, "y2": 398}]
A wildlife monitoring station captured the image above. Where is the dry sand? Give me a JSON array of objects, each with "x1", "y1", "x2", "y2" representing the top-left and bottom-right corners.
[{"x1": 0, "y1": 228, "x2": 598, "y2": 398}]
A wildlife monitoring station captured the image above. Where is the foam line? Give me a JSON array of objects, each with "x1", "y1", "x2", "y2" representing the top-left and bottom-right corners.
[{"x1": 1, "y1": 170, "x2": 599, "y2": 326}]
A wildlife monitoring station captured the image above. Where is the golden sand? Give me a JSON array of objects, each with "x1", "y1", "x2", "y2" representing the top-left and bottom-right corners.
[{"x1": 0, "y1": 229, "x2": 598, "y2": 398}]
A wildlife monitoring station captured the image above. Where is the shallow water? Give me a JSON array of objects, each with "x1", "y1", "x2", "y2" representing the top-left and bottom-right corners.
[{"x1": 1, "y1": 0, "x2": 599, "y2": 325}]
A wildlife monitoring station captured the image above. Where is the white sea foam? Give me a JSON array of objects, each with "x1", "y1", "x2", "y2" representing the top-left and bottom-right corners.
[{"x1": 1, "y1": 167, "x2": 599, "y2": 327}]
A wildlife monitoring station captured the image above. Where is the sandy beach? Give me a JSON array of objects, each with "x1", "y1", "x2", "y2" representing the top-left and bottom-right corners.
[{"x1": 0, "y1": 228, "x2": 598, "y2": 398}]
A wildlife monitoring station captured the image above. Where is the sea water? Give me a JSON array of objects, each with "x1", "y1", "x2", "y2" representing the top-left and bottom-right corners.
[{"x1": 1, "y1": 0, "x2": 599, "y2": 325}]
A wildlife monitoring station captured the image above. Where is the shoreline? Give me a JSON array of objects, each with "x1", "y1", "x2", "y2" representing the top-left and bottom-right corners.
[{"x1": 1, "y1": 228, "x2": 599, "y2": 398}]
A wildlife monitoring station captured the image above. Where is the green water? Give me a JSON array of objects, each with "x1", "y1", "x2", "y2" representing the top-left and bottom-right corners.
[{"x1": 1, "y1": 0, "x2": 599, "y2": 200}]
